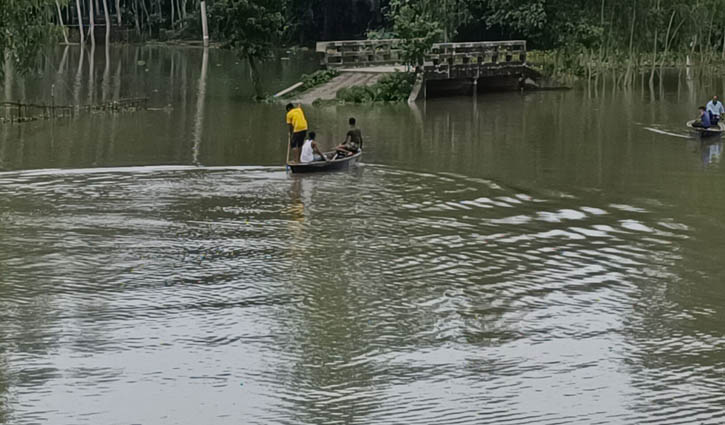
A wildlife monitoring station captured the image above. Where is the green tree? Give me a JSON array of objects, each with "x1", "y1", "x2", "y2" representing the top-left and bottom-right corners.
[
  {"x1": 0, "y1": 0, "x2": 65, "y2": 75},
  {"x1": 388, "y1": 0, "x2": 442, "y2": 69},
  {"x1": 209, "y1": 0, "x2": 285, "y2": 98}
]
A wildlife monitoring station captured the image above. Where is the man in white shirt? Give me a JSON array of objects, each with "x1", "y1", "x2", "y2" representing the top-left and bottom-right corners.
[
  {"x1": 300, "y1": 132, "x2": 328, "y2": 163},
  {"x1": 706, "y1": 95, "x2": 725, "y2": 124}
]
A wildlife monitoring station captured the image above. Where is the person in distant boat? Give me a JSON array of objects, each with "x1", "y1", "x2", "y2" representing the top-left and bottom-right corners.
[
  {"x1": 693, "y1": 106, "x2": 712, "y2": 128},
  {"x1": 335, "y1": 117, "x2": 363, "y2": 156},
  {"x1": 286, "y1": 103, "x2": 308, "y2": 163},
  {"x1": 706, "y1": 95, "x2": 724, "y2": 124},
  {"x1": 300, "y1": 132, "x2": 328, "y2": 163}
]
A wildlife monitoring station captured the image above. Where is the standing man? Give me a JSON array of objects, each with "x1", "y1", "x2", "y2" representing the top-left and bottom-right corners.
[
  {"x1": 706, "y1": 95, "x2": 725, "y2": 125},
  {"x1": 286, "y1": 103, "x2": 308, "y2": 164}
]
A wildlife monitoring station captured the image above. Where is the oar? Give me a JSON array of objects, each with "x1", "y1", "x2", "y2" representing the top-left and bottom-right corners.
[{"x1": 285, "y1": 133, "x2": 291, "y2": 165}]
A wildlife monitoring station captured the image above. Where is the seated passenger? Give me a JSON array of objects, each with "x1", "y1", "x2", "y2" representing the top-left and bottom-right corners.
[
  {"x1": 706, "y1": 96, "x2": 724, "y2": 124},
  {"x1": 693, "y1": 106, "x2": 712, "y2": 128},
  {"x1": 300, "y1": 131, "x2": 328, "y2": 163},
  {"x1": 335, "y1": 117, "x2": 363, "y2": 156}
]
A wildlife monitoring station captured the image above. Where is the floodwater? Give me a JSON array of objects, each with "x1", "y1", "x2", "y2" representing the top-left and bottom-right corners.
[{"x1": 2, "y1": 46, "x2": 725, "y2": 424}]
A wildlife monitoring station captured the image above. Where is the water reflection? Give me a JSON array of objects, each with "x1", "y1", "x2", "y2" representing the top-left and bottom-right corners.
[
  {"x1": 192, "y1": 48, "x2": 209, "y2": 165},
  {"x1": 701, "y1": 139, "x2": 722, "y2": 167},
  {"x1": 0, "y1": 355, "x2": 6, "y2": 424}
]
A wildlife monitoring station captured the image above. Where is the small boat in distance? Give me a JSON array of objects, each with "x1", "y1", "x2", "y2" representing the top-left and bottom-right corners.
[
  {"x1": 686, "y1": 120, "x2": 725, "y2": 137},
  {"x1": 287, "y1": 150, "x2": 362, "y2": 174}
]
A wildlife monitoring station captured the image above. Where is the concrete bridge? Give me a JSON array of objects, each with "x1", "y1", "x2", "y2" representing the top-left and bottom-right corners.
[{"x1": 282, "y1": 39, "x2": 542, "y2": 104}]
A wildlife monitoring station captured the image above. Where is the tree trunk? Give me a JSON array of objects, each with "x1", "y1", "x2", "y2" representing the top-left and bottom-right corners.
[
  {"x1": 660, "y1": 9, "x2": 675, "y2": 76},
  {"x1": 55, "y1": 0, "x2": 70, "y2": 44},
  {"x1": 649, "y1": 0, "x2": 660, "y2": 86},
  {"x1": 598, "y1": 0, "x2": 605, "y2": 65},
  {"x1": 200, "y1": 1, "x2": 209, "y2": 46},
  {"x1": 624, "y1": 3, "x2": 636, "y2": 87},
  {"x1": 115, "y1": 0, "x2": 121, "y2": 25},
  {"x1": 76, "y1": 0, "x2": 85, "y2": 44},
  {"x1": 102, "y1": 0, "x2": 111, "y2": 45},
  {"x1": 88, "y1": 0, "x2": 96, "y2": 45},
  {"x1": 171, "y1": 0, "x2": 176, "y2": 28},
  {"x1": 140, "y1": 0, "x2": 152, "y2": 37},
  {"x1": 133, "y1": 0, "x2": 141, "y2": 37},
  {"x1": 706, "y1": 13, "x2": 715, "y2": 61}
]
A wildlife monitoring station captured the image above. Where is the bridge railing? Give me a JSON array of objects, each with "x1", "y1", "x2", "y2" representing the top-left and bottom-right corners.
[
  {"x1": 424, "y1": 41, "x2": 526, "y2": 78},
  {"x1": 316, "y1": 39, "x2": 406, "y2": 67},
  {"x1": 316, "y1": 39, "x2": 526, "y2": 70}
]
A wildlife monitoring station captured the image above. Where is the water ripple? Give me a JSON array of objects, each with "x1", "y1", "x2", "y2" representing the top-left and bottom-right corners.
[{"x1": 1, "y1": 165, "x2": 722, "y2": 424}]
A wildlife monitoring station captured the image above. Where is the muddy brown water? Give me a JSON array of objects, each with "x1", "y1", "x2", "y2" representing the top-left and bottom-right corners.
[{"x1": 1, "y1": 45, "x2": 725, "y2": 424}]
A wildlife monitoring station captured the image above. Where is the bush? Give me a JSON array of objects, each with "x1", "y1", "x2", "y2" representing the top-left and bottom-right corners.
[
  {"x1": 336, "y1": 72, "x2": 415, "y2": 103},
  {"x1": 301, "y1": 69, "x2": 340, "y2": 90}
]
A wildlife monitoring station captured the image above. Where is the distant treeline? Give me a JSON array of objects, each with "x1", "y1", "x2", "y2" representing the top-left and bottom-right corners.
[
  {"x1": 37, "y1": 1, "x2": 725, "y2": 49},
  {"x1": 3, "y1": 1, "x2": 725, "y2": 74}
]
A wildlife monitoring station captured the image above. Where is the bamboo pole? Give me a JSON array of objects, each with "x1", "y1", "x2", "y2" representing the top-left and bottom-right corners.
[{"x1": 286, "y1": 134, "x2": 291, "y2": 165}]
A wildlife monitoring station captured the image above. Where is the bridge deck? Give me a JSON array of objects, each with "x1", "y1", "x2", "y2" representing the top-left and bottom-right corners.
[
  {"x1": 280, "y1": 39, "x2": 537, "y2": 103},
  {"x1": 286, "y1": 72, "x2": 388, "y2": 104}
]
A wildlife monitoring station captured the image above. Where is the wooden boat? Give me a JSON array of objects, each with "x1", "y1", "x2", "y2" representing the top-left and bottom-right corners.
[
  {"x1": 686, "y1": 120, "x2": 725, "y2": 137},
  {"x1": 287, "y1": 150, "x2": 362, "y2": 174}
]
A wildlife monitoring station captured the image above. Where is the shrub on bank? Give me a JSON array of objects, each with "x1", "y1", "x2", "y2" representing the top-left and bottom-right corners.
[
  {"x1": 336, "y1": 72, "x2": 415, "y2": 103},
  {"x1": 301, "y1": 69, "x2": 340, "y2": 90}
]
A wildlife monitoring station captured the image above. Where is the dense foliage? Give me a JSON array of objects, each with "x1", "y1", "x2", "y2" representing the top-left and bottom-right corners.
[
  {"x1": 301, "y1": 69, "x2": 340, "y2": 91},
  {"x1": 0, "y1": 0, "x2": 64, "y2": 75},
  {"x1": 36, "y1": 0, "x2": 725, "y2": 55},
  {"x1": 4, "y1": 0, "x2": 725, "y2": 78},
  {"x1": 388, "y1": 0, "x2": 442, "y2": 68},
  {"x1": 336, "y1": 72, "x2": 415, "y2": 103}
]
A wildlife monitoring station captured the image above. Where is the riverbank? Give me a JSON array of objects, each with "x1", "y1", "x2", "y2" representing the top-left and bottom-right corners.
[{"x1": 529, "y1": 48, "x2": 725, "y2": 86}]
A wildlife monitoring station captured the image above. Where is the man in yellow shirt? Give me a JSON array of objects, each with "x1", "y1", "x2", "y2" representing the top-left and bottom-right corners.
[{"x1": 286, "y1": 103, "x2": 308, "y2": 163}]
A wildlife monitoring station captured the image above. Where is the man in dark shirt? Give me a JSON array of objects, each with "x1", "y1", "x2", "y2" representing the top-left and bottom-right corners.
[{"x1": 336, "y1": 117, "x2": 363, "y2": 156}]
